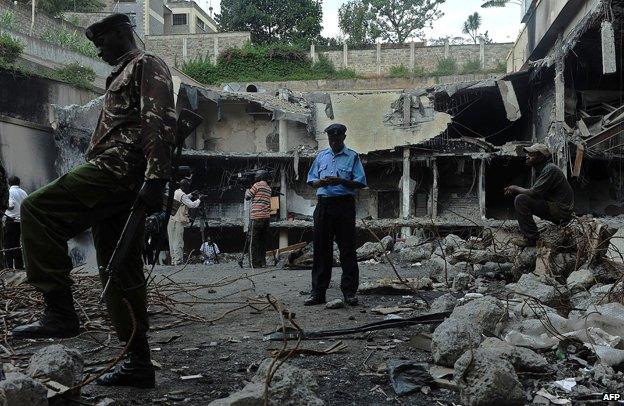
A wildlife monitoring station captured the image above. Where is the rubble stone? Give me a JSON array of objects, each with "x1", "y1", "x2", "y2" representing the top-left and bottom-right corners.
[
  {"x1": 208, "y1": 358, "x2": 324, "y2": 406},
  {"x1": 0, "y1": 372, "x2": 47, "y2": 406},
  {"x1": 566, "y1": 268, "x2": 595, "y2": 291},
  {"x1": 478, "y1": 337, "x2": 548, "y2": 372},
  {"x1": 358, "y1": 277, "x2": 432, "y2": 295},
  {"x1": 511, "y1": 247, "x2": 537, "y2": 278},
  {"x1": 27, "y1": 344, "x2": 84, "y2": 387},
  {"x1": 325, "y1": 299, "x2": 344, "y2": 309},
  {"x1": 381, "y1": 236, "x2": 395, "y2": 251},
  {"x1": 429, "y1": 293, "x2": 458, "y2": 314},
  {"x1": 441, "y1": 234, "x2": 465, "y2": 255},
  {"x1": 449, "y1": 249, "x2": 510, "y2": 265},
  {"x1": 454, "y1": 349, "x2": 525, "y2": 406},
  {"x1": 509, "y1": 273, "x2": 565, "y2": 306},
  {"x1": 0, "y1": 389, "x2": 5, "y2": 406},
  {"x1": 476, "y1": 262, "x2": 513, "y2": 277},
  {"x1": 356, "y1": 242, "x2": 384, "y2": 261},
  {"x1": 393, "y1": 235, "x2": 427, "y2": 252},
  {"x1": 452, "y1": 273, "x2": 473, "y2": 292},
  {"x1": 431, "y1": 296, "x2": 507, "y2": 367}
]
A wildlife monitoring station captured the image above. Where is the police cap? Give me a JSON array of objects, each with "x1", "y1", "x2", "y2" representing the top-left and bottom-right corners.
[{"x1": 324, "y1": 123, "x2": 347, "y2": 136}]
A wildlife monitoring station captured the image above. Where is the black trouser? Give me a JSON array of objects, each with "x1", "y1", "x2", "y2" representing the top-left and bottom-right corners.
[
  {"x1": 250, "y1": 218, "x2": 269, "y2": 268},
  {"x1": 311, "y1": 195, "x2": 359, "y2": 297},
  {"x1": 514, "y1": 194, "x2": 571, "y2": 241},
  {"x1": 4, "y1": 217, "x2": 23, "y2": 269}
]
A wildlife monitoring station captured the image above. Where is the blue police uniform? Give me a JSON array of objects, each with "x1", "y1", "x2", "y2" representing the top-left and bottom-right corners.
[{"x1": 306, "y1": 139, "x2": 366, "y2": 302}]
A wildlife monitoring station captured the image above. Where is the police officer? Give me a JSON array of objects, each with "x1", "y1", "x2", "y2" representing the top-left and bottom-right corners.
[
  {"x1": 305, "y1": 123, "x2": 367, "y2": 306},
  {"x1": 12, "y1": 14, "x2": 176, "y2": 388}
]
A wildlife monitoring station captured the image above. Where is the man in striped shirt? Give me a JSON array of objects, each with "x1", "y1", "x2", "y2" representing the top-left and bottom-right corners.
[{"x1": 245, "y1": 170, "x2": 272, "y2": 268}]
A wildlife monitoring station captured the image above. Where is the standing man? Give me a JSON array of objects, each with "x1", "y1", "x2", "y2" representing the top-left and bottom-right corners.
[
  {"x1": 245, "y1": 170, "x2": 271, "y2": 268},
  {"x1": 505, "y1": 143, "x2": 574, "y2": 247},
  {"x1": 4, "y1": 176, "x2": 27, "y2": 269},
  {"x1": 11, "y1": 14, "x2": 176, "y2": 389},
  {"x1": 168, "y1": 179, "x2": 201, "y2": 265},
  {"x1": 305, "y1": 124, "x2": 367, "y2": 306}
]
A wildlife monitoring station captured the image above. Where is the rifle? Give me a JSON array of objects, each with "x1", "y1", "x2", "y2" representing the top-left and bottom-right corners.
[{"x1": 100, "y1": 109, "x2": 203, "y2": 303}]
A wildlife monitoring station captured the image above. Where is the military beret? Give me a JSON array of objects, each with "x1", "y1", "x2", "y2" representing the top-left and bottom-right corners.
[
  {"x1": 85, "y1": 13, "x2": 132, "y2": 41},
  {"x1": 324, "y1": 123, "x2": 347, "y2": 136}
]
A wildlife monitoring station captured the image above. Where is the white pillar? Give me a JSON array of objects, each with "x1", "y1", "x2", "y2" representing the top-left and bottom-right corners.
[
  {"x1": 429, "y1": 158, "x2": 438, "y2": 218},
  {"x1": 478, "y1": 159, "x2": 486, "y2": 219},
  {"x1": 212, "y1": 37, "x2": 219, "y2": 65},
  {"x1": 182, "y1": 37, "x2": 188, "y2": 63},
  {"x1": 279, "y1": 120, "x2": 289, "y2": 248},
  {"x1": 343, "y1": 42, "x2": 348, "y2": 68},
  {"x1": 409, "y1": 41, "x2": 415, "y2": 72},
  {"x1": 376, "y1": 42, "x2": 381, "y2": 75},
  {"x1": 444, "y1": 38, "x2": 450, "y2": 59},
  {"x1": 401, "y1": 148, "x2": 412, "y2": 237},
  {"x1": 310, "y1": 43, "x2": 317, "y2": 63},
  {"x1": 479, "y1": 38, "x2": 485, "y2": 69}
]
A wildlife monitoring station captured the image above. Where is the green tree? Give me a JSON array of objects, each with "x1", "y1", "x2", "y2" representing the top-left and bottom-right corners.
[
  {"x1": 462, "y1": 12, "x2": 481, "y2": 44},
  {"x1": 367, "y1": 0, "x2": 445, "y2": 44},
  {"x1": 481, "y1": 0, "x2": 521, "y2": 7},
  {"x1": 18, "y1": 0, "x2": 104, "y2": 17},
  {"x1": 338, "y1": 0, "x2": 380, "y2": 46},
  {"x1": 217, "y1": 0, "x2": 322, "y2": 45}
]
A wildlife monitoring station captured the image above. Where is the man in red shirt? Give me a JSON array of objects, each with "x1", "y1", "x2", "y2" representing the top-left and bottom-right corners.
[{"x1": 245, "y1": 170, "x2": 272, "y2": 267}]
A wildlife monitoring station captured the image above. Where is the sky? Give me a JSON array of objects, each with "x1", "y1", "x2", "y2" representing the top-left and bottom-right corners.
[{"x1": 198, "y1": 0, "x2": 524, "y2": 44}]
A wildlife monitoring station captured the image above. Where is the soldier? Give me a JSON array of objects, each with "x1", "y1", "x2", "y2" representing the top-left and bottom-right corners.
[{"x1": 11, "y1": 14, "x2": 176, "y2": 389}]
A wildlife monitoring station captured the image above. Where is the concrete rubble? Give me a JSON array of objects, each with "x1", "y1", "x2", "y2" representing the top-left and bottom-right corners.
[
  {"x1": 27, "y1": 344, "x2": 84, "y2": 387},
  {"x1": 208, "y1": 358, "x2": 324, "y2": 406},
  {"x1": 0, "y1": 372, "x2": 47, "y2": 406}
]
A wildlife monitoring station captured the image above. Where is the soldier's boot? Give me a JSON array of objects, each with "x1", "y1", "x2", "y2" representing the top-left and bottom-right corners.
[
  {"x1": 12, "y1": 288, "x2": 80, "y2": 339},
  {"x1": 97, "y1": 335, "x2": 155, "y2": 388}
]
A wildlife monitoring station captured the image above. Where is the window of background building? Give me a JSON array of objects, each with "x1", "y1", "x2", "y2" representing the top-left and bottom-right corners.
[
  {"x1": 196, "y1": 17, "x2": 205, "y2": 31},
  {"x1": 173, "y1": 14, "x2": 187, "y2": 25}
]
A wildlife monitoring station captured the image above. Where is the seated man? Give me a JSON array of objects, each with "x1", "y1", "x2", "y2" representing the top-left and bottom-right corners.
[
  {"x1": 504, "y1": 143, "x2": 574, "y2": 247},
  {"x1": 200, "y1": 236, "x2": 220, "y2": 265}
]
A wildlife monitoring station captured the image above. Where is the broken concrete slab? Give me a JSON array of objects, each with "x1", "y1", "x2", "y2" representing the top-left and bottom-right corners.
[
  {"x1": 27, "y1": 344, "x2": 84, "y2": 387},
  {"x1": 449, "y1": 249, "x2": 510, "y2": 265},
  {"x1": 431, "y1": 296, "x2": 507, "y2": 367},
  {"x1": 356, "y1": 242, "x2": 384, "y2": 261},
  {"x1": 478, "y1": 337, "x2": 548, "y2": 372},
  {"x1": 441, "y1": 234, "x2": 465, "y2": 255},
  {"x1": 476, "y1": 261, "x2": 513, "y2": 277},
  {"x1": 566, "y1": 268, "x2": 595, "y2": 291},
  {"x1": 452, "y1": 273, "x2": 473, "y2": 292},
  {"x1": 429, "y1": 293, "x2": 458, "y2": 314},
  {"x1": 454, "y1": 350, "x2": 525, "y2": 406},
  {"x1": 397, "y1": 245, "x2": 433, "y2": 263},
  {"x1": 511, "y1": 247, "x2": 537, "y2": 278},
  {"x1": 358, "y1": 277, "x2": 432, "y2": 295},
  {"x1": 508, "y1": 273, "x2": 566, "y2": 307},
  {"x1": 209, "y1": 358, "x2": 324, "y2": 406},
  {"x1": 0, "y1": 372, "x2": 47, "y2": 406}
]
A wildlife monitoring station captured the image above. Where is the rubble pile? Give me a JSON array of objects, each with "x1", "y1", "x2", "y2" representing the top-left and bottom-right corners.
[{"x1": 350, "y1": 217, "x2": 624, "y2": 404}]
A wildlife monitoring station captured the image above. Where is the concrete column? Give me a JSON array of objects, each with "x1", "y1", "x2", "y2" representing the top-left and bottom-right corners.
[
  {"x1": 409, "y1": 41, "x2": 415, "y2": 72},
  {"x1": 479, "y1": 38, "x2": 485, "y2": 69},
  {"x1": 554, "y1": 54, "x2": 568, "y2": 177},
  {"x1": 343, "y1": 42, "x2": 348, "y2": 68},
  {"x1": 444, "y1": 38, "x2": 450, "y2": 59},
  {"x1": 428, "y1": 158, "x2": 438, "y2": 218},
  {"x1": 182, "y1": 37, "x2": 188, "y2": 63},
  {"x1": 376, "y1": 42, "x2": 381, "y2": 75},
  {"x1": 478, "y1": 159, "x2": 486, "y2": 219},
  {"x1": 212, "y1": 37, "x2": 219, "y2": 65},
  {"x1": 401, "y1": 148, "x2": 412, "y2": 237},
  {"x1": 310, "y1": 43, "x2": 317, "y2": 64},
  {"x1": 278, "y1": 120, "x2": 289, "y2": 248}
]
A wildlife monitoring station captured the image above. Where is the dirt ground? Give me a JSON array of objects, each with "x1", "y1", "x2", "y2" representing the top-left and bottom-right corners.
[{"x1": 8, "y1": 260, "x2": 460, "y2": 405}]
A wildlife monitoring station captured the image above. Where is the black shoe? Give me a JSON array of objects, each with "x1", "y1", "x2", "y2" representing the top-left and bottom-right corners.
[
  {"x1": 304, "y1": 295, "x2": 326, "y2": 306},
  {"x1": 97, "y1": 336, "x2": 155, "y2": 388},
  {"x1": 12, "y1": 289, "x2": 80, "y2": 339},
  {"x1": 344, "y1": 295, "x2": 359, "y2": 306}
]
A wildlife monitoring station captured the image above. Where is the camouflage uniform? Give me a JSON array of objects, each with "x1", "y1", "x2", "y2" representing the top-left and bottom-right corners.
[{"x1": 21, "y1": 49, "x2": 176, "y2": 342}]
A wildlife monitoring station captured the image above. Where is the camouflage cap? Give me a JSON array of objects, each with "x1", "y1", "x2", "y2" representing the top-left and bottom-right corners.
[
  {"x1": 86, "y1": 13, "x2": 132, "y2": 41},
  {"x1": 523, "y1": 143, "x2": 551, "y2": 158}
]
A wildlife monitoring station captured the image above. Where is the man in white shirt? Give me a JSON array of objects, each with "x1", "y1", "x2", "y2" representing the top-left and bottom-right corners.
[
  {"x1": 167, "y1": 179, "x2": 201, "y2": 265},
  {"x1": 200, "y1": 236, "x2": 220, "y2": 265},
  {"x1": 5, "y1": 176, "x2": 27, "y2": 269}
]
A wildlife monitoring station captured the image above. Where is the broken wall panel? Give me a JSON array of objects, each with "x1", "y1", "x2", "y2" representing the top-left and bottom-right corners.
[{"x1": 436, "y1": 157, "x2": 480, "y2": 219}]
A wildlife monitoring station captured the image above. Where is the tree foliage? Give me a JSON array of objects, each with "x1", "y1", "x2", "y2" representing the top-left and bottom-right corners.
[
  {"x1": 366, "y1": 0, "x2": 445, "y2": 44},
  {"x1": 217, "y1": 0, "x2": 322, "y2": 45},
  {"x1": 462, "y1": 12, "x2": 481, "y2": 44},
  {"x1": 338, "y1": 0, "x2": 380, "y2": 46},
  {"x1": 481, "y1": 0, "x2": 521, "y2": 7},
  {"x1": 17, "y1": 0, "x2": 103, "y2": 17}
]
